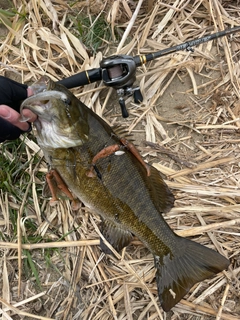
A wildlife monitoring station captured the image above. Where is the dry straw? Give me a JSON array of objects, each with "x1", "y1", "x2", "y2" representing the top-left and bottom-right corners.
[{"x1": 0, "y1": 0, "x2": 240, "y2": 319}]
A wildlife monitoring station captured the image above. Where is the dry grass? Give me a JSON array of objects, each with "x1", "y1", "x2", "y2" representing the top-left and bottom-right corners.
[{"x1": 0, "y1": 0, "x2": 240, "y2": 319}]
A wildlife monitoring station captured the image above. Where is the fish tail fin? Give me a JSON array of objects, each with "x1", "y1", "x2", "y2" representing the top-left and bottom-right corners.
[{"x1": 154, "y1": 237, "x2": 230, "y2": 312}]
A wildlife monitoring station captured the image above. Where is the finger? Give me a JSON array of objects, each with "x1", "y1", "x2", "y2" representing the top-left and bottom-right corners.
[
  {"x1": 0, "y1": 105, "x2": 30, "y2": 131},
  {"x1": 20, "y1": 109, "x2": 38, "y2": 122}
]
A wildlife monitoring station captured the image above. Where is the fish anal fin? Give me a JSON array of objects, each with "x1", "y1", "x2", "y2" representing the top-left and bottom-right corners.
[
  {"x1": 100, "y1": 219, "x2": 133, "y2": 254},
  {"x1": 148, "y1": 166, "x2": 175, "y2": 213},
  {"x1": 154, "y1": 237, "x2": 230, "y2": 312}
]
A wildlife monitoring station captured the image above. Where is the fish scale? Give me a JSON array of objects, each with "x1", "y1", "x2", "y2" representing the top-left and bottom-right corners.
[
  {"x1": 20, "y1": 76, "x2": 230, "y2": 312},
  {"x1": 61, "y1": 143, "x2": 175, "y2": 253}
]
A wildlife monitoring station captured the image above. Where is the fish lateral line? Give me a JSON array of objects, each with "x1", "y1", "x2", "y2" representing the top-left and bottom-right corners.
[{"x1": 86, "y1": 138, "x2": 150, "y2": 177}]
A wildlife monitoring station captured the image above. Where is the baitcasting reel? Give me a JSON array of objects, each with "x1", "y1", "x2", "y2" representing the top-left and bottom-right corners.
[
  {"x1": 58, "y1": 26, "x2": 240, "y2": 118},
  {"x1": 100, "y1": 55, "x2": 143, "y2": 117}
]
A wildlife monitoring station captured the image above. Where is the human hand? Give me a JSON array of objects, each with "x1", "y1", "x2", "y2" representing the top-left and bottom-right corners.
[{"x1": 0, "y1": 76, "x2": 37, "y2": 142}]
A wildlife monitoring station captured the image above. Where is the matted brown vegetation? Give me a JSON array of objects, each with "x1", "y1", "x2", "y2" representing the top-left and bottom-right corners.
[{"x1": 0, "y1": 0, "x2": 240, "y2": 319}]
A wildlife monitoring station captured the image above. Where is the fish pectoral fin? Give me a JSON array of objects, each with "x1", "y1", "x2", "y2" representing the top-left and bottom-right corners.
[
  {"x1": 45, "y1": 169, "x2": 80, "y2": 210},
  {"x1": 154, "y1": 237, "x2": 230, "y2": 312},
  {"x1": 42, "y1": 180, "x2": 52, "y2": 198},
  {"x1": 100, "y1": 219, "x2": 133, "y2": 254},
  {"x1": 147, "y1": 166, "x2": 175, "y2": 213}
]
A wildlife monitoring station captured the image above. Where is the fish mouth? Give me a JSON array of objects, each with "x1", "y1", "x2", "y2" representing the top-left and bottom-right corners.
[
  {"x1": 19, "y1": 86, "x2": 85, "y2": 149},
  {"x1": 19, "y1": 90, "x2": 68, "y2": 122}
]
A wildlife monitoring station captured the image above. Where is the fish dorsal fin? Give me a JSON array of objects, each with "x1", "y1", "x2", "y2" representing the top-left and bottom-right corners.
[
  {"x1": 147, "y1": 165, "x2": 175, "y2": 213},
  {"x1": 111, "y1": 125, "x2": 135, "y2": 143},
  {"x1": 100, "y1": 219, "x2": 133, "y2": 254},
  {"x1": 110, "y1": 129, "x2": 174, "y2": 213}
]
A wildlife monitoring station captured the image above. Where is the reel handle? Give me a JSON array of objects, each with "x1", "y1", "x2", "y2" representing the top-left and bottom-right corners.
[{"x1": 119, "y1": 98, "x2": 129, "y2": 118}]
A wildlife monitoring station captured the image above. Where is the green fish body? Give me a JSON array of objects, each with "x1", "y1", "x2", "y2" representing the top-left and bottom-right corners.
[{"x1": 20, "y1": 77, "x2": 229, "y2": 312}]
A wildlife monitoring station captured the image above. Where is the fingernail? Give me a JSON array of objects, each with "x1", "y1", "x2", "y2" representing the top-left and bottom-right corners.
[
  {"x1": 19, "y1": 114, "x2": 31, "y2": 122},
  {"x1": 0, "y1": 108, "x2": 11, "y2": 119}
]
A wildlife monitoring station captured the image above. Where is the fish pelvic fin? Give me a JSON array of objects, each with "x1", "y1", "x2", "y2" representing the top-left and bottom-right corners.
[{"x1": 154, "y1": 237, "x2": 230, "y2": 312}]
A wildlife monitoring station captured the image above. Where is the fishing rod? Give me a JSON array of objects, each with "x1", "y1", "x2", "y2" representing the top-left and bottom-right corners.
[{"x1": 58, "y1": 25, "x2": 240, "y2": 118}]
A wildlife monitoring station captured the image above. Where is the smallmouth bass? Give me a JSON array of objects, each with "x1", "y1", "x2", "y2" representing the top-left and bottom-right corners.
[{"x1": 20, "y1": 76, "x2": 230, "y2": 312}]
